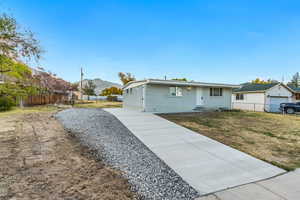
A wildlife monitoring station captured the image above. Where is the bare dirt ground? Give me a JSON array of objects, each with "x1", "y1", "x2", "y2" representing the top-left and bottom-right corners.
[{"x1": 0, "y1": 110, "x2": 134, "y2": 200}]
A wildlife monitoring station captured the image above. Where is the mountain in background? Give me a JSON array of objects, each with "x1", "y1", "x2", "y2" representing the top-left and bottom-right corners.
[{"x1": 80, "y1": 78, "x2": 122, "y2": 95}]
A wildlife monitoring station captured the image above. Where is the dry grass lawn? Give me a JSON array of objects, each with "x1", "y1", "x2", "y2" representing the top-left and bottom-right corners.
[
  {"x1": 74, "y1": 100, "x2": 122, "y2": 108},
  {"x1": 159, "y1": 111, "x2": 300, "y2": 171}
]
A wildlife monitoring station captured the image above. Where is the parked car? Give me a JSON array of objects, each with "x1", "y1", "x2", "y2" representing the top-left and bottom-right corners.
[{"x1": 280, "y1": 102, "x2": 300, "y2": 114}]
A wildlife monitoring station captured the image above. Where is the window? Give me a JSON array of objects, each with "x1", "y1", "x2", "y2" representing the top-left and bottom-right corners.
[
  {"x1": 210, "y1": 88, "x2": 223, "y2": 96},
  {"x1": 296, "y1": 94, "x2": 300, "y2": 100},
  {"x1": 130, "y1": 88, "x2": 133, "y2": 94},
  {"x1": 126, "y1": 89, "x2": 129, "y2": 94},
  {"x1": 236, "y1": 93, "x2": 244, "y2": 100},
  {"x1": 169, "y1": 87, "x2": 182, "y2": 96}
]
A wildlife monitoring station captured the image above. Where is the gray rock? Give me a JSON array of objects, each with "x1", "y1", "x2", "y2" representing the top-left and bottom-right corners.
[{"x1": 56, "y1": 108, "x2": 199, "y2": 200}]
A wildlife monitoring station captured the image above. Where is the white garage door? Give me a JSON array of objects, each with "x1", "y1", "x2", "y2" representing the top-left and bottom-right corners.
[{"x1": 269, "y1": 97, "x2": 289, "y2": 112}]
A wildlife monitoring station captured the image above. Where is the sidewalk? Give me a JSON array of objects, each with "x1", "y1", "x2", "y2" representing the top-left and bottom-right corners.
[
  {"x1": 197, "y1": 169, "x2": 300, "y2": 200},
  {"x1": 104, "y1": 108, "x2": 285, "y2": 195}
]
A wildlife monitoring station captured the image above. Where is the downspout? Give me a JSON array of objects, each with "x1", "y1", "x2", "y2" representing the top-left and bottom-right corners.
[{"x1": 142, "y1": 84, "x2": 146, "y2": 112}]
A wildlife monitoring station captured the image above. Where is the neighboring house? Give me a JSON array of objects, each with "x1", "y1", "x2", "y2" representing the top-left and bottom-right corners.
[
  {"x1": 123, "y1": 79, "x2": 239, "y2": 113},
  {"x1": 232, "y1": 83, "x2": 300, "y2": 112}
]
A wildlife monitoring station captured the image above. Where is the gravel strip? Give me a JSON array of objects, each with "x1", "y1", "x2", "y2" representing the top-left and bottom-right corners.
[{"x1": 56, "y1": 108, "x2": 199, "y2": 200}]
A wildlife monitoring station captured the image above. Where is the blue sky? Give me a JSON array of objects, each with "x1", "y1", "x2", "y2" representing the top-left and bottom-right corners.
[{"x1": 1, "y1": 0, "x2": 300, "y2": 84}]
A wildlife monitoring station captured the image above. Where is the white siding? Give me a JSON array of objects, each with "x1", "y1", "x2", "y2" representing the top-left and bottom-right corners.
[
  {"x1": 265, "y1": 85, "x2": 293, "y2": 112},
  {"x1": 123, "y1": 85, "x2": 144, "y2": 111},
  {"x1": 123, "y1": 84, "x2": 234, "y2": 113},
  {"x1": 201, "y1": 87, "x2": 232, "y2": 109},
  {"x1": 144, "y1": 85, "x2": 233, "y2": 113},
  {"x1": 144, "y1": 84, "x2": 197, "y2": 113},
  {"x1": 265, "y1": 84, "x2": 293, "y2": 103},
  {"x1": 232, "y1": 93, "x2": 265, "y2": 111},
  {"x1": 232, "y1": 84, "x2": 295, "y2": 112}
]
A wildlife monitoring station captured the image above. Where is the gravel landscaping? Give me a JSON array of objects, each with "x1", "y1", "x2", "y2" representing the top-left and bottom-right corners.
[{"x1": 56, "y1": 108, "x2": 199, "y2": 200}]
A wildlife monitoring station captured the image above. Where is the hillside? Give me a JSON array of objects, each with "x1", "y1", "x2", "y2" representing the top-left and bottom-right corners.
[{"x1": 81, "y1": 78, "x2": 122, "y2": 95}]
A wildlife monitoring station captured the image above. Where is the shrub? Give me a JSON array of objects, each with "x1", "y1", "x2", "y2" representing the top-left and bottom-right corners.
[
  {"x1": 107, "y1": 95, "x2": 118, "y2": 102},
  {"x1": 0, "y1": 96, "x2": 15, "y2": 111}
]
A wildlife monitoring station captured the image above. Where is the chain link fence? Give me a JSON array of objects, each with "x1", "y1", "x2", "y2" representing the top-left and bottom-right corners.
[{"x1": 232, "y1": 102, "x2": 284, "y2": 113}]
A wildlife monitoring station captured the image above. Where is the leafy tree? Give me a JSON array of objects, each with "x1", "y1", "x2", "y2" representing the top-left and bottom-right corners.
[
  {"x1": 172, "y1": 78, "x2": 187, "y2": 81},
  {"x1": 0, "y1": 14, "x2": 42, "y2": 61},
  {"x1": 288, "y1": 72, "x2": 300, "y2": 87},
  {"x1": 118, "y1": 72, "x2": 135, "y2": 85},
  {"x1": 0, "y1": 55, "x2": 38, "y2": 99},
  {"x1": 70, "y1": 82, "x2": 79, "y2": 91},
  {"x1": 0, "y1": 13, "x2": 43, "y2": 108},
  {"x1": 82, "y1": 80, "x2": 96, "y2": 100},
  {"x1": 100, "y1": 87, "x2": 122, "y2": 96},
  {"x1": 251, "y1": 78, "x2": 278, "y2": 84}
]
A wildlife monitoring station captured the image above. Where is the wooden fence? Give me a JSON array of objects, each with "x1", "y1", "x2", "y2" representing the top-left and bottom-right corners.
[{"x1": 23, "y1": 94, "x2": 69, "y2": 106}]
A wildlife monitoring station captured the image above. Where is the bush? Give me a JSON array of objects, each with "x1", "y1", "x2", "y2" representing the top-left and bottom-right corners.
[
  {"x1": 0, "y1": 96, "x2": 15, "y2": 111},
  {"x1": 106, "y1": 95, "x2": 118, "y2": 102}
]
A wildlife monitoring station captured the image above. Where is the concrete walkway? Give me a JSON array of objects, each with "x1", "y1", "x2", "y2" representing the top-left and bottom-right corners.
[
  {"x1": 104, "y1": 108, "x2": 285, "y2": 195},
  {"x1": 197, "y1": 169, "x2": 300, "y2": 200}
]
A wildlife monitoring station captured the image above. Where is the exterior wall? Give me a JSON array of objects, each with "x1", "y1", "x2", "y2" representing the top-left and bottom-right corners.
[
  {"x1": 265, "y1": 84, "x2": 293, "y2": 103},
  {"x1": 201, "y1": 87, "x2": 232, "y2": 109},
  {"x1": 291, "y1": 95, "x2": 300, "y2": 103},
  {"x1": 232, "y1": 85, "x2": 294, "y2": 112},
  {"x1": 144, "y1": 84, "x2": 196, "y2": 113},
  {"x1": 265, "y1": 85, "x2": 293, "y2": 112},
  {"x1": 232, "y1": 93, "x2": 265, "y2": 111},
  {"x1": 123, "y1": 85, "x2": 144, "y2": 110},
  {"x1": 144, "y1": 84, "x2": 233, "y2": 113}
]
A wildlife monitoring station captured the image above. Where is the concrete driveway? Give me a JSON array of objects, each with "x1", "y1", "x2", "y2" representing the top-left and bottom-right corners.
[{"x1": 104, "y1": 108, "x2": 285, "y2": 195}]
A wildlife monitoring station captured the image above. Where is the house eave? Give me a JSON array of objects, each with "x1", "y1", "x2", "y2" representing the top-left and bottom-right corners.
[
  {"x1": 233, "y1": 90, "x2": 266, "y2": 94},
  {"x1": 123, "y1": 79, "x2": 240, "y2": 90}
]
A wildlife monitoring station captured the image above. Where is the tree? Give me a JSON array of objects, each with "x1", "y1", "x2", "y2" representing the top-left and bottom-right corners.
[
  {"x1": 82, "y1": 80, "x2": 96, "y2": 100},
  {"x1": 0, "y1": 55, "x2": 36, "y2": 96},
  {"x1": 118, "y1": 72, "x2": 135, "y2": 85},
  {"x1": 289, "y1": 72, "x2": 300, "y2": 87},
  {"x1": 0, "y1": 14, "x2": 42, "y2": 61},
  {"x1": 172, "y1": 78, "x2": 187, "y2": 81},
  {"x1": 251, "y1": 78, "x2": 278, "y2": 84},
  {"x1": 100, "y1": 87, "x2": 122, "y2": 96},
  {"x1": 70, "y1": 83, "x2": 79, "y2": 91},
  {"x1": 0, "y1": 13, "x2": 43, "y2": 108}
]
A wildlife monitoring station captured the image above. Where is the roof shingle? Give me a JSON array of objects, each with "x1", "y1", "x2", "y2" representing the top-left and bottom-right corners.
[{"x1": 233, "y1": 83, "x2": 278, "y2": 92}]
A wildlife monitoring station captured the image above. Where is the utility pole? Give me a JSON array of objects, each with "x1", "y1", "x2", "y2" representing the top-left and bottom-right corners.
[{"x1": 80, "y1": 67, "x2": 84, "y2": 100}]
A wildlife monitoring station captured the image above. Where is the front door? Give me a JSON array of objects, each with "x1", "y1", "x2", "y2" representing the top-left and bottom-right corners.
[{"x1": 196, "y1": 87, "x2": 204, "y2": 106}]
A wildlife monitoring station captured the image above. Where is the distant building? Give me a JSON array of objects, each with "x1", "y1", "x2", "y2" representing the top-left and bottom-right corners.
[{"x1": 232, "y1": 83, "x2": 300, "y2": 112}]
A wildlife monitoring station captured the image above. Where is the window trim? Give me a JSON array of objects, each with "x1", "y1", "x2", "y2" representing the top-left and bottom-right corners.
[
  {"x1": 169, "y1": 86, "x2": 183, "y2": 97},
  {"x1": 236, "y1": 93, "x2": 244, "y2": 100},
  {"x1": 210, "y1": 88, "x2": 223, "y2": 96}
]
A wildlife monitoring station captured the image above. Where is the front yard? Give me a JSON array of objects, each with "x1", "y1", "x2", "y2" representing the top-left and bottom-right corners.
[
  {"x1": 159, "y1": 111, "x2": 300, "y2": 171},
  {"x1": 73, "y1": 100, "x2": 122, "y2": 108},
  {"x1": 0, "y1": 106, "x2": 134, "y2": 199}
]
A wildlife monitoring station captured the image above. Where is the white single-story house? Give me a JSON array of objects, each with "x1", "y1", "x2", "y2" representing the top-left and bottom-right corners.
[
  {"x1": 123, "y1": 79, "x2": 239, "y2": 113},
  {"x1": 232, "y1": 83, "x2": 300, "y2": 112}
]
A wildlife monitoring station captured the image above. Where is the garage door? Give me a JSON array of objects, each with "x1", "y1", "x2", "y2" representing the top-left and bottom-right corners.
[{"x1": 269, "y1": 97, "x2": 289, "y2": 112}]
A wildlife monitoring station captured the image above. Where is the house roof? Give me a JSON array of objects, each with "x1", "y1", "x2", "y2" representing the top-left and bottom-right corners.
[
  {"x1": 123, "y1": 79, "x2": 240, "y2": 90},
  {"x1": 286, "y1": 85, "x2": 300, "y2": 93},
  {"x1": 233, "y1": 83, "x2": 278, "y2": 93}
]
